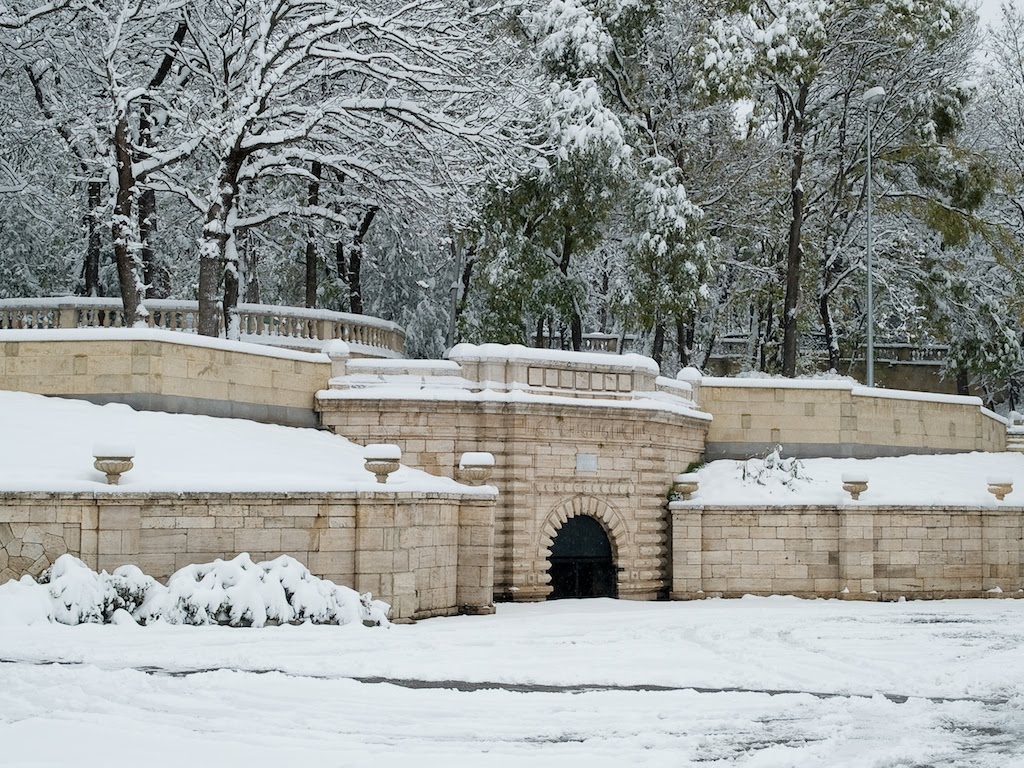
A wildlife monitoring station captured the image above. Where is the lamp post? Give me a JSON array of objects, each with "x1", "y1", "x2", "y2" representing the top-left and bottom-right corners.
[{"x1": 862, "y1": 85, "x2": 885, "y2": 388}]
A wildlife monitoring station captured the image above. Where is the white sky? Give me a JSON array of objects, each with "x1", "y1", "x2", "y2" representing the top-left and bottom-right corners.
[{"x1": 977, "y1": 0, "x2": 1021, "y2": 27}]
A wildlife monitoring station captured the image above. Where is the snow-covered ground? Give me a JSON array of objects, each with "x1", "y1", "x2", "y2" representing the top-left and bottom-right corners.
[
  {"x1": 0, "y1": 391, "x2": 474, "y2": 494},
  {"x1": 692, "y1": 451, "x2": 1024, "y2": 506},
  {"x1": 1, "y1": 598, "x2": 1022, "y2": 766}
]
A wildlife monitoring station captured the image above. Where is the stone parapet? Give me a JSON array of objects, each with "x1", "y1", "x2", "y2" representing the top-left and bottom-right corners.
[
  {"x1": 699, "y1": 379, "x2": 1007, "y2": 458},
  {"x1": 0, "y1": 490, "x2": 496, "y2": 621},
  {"x1": 0, "y1": 332, "x2": 331, "y2": 427},
  {"x1": 670, "y1": 503, "x2": 1024, "y2": 600}
]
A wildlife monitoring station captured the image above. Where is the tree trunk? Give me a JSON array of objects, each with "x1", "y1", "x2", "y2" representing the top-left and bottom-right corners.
[
  {"x1": 138, "y1": 188, "x2": 162, "y2": 298},
  {"x1": 781, "y1": 85, "x2": 809, "y2": 378},
  {"x1": 112, "y1": 115, "x2": 141, "y2": 325},
  {"x1": 676, "y1": 315, "x2": 690, "y2": 367},
  {"x1": 199, "y1": 148, "x2": 246, "y2": 337},
  {"x1": 137, "y1": 22, "x2": 188, "y2": 301},
  {"x1": 534, "y1": 316, "x2": 545, "y2": 348},
  {"x1": 84, "y1": 181, "x2": 102, "y2": 297},
  {"x1": 652, "y1": 321, "x2": 666, "y2": 366},
  {"x1": 198, "y1": 247, "x2": 222, "y2": 337},
  {"x1": 956, "y1": 369, "x2": 970, "y2": 397},
  {"x1": 819, "y1": 290, "x2": 840, "y2": 371},
  {"x1": 347, "y1": 206, "x2": 377, "y2": 315},
  {"x1": 304, "y1": 161, "x2": 321, "y2": 308}
]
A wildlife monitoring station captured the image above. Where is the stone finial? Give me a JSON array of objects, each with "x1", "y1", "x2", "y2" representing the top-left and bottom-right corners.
[
  {"x1": 364, "y1": 443, "x2": 401, "y2": 484},
  {"x1": 458, "y1": 452, "x2": 495, "y2": 485},
  {"x1": 672, "y1": 473, "x2": 700, "y2": 501},
  {"x1": 324, "y1": 339, "x2": 351, "y2": 379},
  {"x1": 987, "y1": 476, "x2": 1013, "y2": 501},
  {"x1": 93, "y1": 443, "x2": 135, "y2": 485},
  {"x1": 841, "y1": 473, "x2": 868, "y2": 500}
]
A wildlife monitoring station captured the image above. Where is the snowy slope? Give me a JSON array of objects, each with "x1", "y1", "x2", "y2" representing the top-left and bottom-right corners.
[
  {"x1": 691, "y1": 452, "x2": 1024, "y2": 506},
  {"x1": 0, "y1": 391, "x2": 477, "y2": 494}
]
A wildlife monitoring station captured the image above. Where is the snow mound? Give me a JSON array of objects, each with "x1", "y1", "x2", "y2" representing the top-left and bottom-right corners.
[
  {"x1": 1, "y1": 553, "x2": 389, "y2": 628},
  {"x1": 161, "y1": 554, "x2": 388, "y2": 627},
  {"x1": 739, "y1": 446, "x2": 810, "y2": 493}
]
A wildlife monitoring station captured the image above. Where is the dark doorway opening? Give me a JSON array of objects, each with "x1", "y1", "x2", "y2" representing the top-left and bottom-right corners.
[{"x1": 547, "y1": 515, "x2": 617, "y2": 599}]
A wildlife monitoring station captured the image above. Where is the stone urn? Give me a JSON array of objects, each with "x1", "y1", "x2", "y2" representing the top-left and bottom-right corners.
[
  {"x1": 987, "y1": 476, "x2": 1013, "y2": 501},
  {"x1": 672, "y1": 473, "x2": 700, "y2": 501},
  {"x1": 458, "y1": 452, "x2": 495, "y2": 486},
  {"x1": 841, "y1": 473, "x2": 868, "y2": 500},
  {"x1": 93, "y1": 444, "x2": 135, "y2": 485},
  {"x1": 364, "y1": 444, "x2": 401, "y2": 484}
]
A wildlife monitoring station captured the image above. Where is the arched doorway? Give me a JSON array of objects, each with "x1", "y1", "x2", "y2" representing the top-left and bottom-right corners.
[{"x1": 547, "y1": 515, "x2": 617, "y2": 599}]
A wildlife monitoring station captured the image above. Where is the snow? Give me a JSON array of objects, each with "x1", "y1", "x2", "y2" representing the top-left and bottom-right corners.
[
  {"x1": 447, "y1": 342, "x2": 661, "y2": 375},
  {"x1": 459, "y1": 452, "x2": 495, "y2": 467},
  {"x1": 91, "y1": 442, "x2": 135, "y2": 458},
  {"x1": 364, "y1": 443, "x2": 402, "y2": 461},
  {"x1": 0, "y1": 328, "x2": 330, "y2": 364},
  {"x1": 319, "y1": 385, "x2": 713, "y2": 421},
  {"x1": 690, "y1": 452, "x2": 1024, "y2": 506},
  {"x1": 0, "y1": 554, "x2": 388, "y2": 628},
  {"x1": 0, "y1": 599, "x2": 1022, "y2": 766},
  {"x1": 0, "y1": 391, "x2": 481, "y2": 494}
]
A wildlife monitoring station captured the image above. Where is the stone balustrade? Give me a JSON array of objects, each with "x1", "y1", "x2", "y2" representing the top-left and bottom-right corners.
[
  {"x1": 0, "y1": 297, "x2": 405, "y2": 358},
  {"x1": 444, "y1": 342, "x2": 662, "y2": 399}
]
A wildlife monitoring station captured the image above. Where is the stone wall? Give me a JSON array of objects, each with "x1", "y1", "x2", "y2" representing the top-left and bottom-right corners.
[
  {"x1": 318, "y1": 398, "x2": 708, "y2": 601},
  {"x1": 0, "y1": 491, "x2": 495, "y2": 620},
  {"x1": 0, "y1": 331, "x2": 330, "y2": 427},
  {"x1": 670, "y1": 503, "x2": 1023, "y2": 599},
  {"x1": 697, "y1": 379, "x2": 1006, "y2": 459}
]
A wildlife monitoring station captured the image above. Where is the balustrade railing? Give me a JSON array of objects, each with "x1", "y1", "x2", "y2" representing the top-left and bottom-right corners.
[{"x1": 0, "y1": 297, "x2": 405, "y2": 357}]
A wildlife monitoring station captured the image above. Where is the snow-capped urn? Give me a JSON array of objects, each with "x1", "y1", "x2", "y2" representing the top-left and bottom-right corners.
[
  {"x1": 841, "y1": 473, "x2": 868, "y2": 500},
  {"x1": 458, "y1": 452, "x2": 495, "y2": 486},
  {"x1": 363, "y1": 443, "x2": 401, "y2": 484},
  {"x1": 92, "y1": 443, "x2": 135, "y2": 485},
  {"x1": 987, "y1": 476, "x2": 1013, "y2": 501},
  {"x1": 672, "y1": 473, "x2": 700, "y2": 501}
]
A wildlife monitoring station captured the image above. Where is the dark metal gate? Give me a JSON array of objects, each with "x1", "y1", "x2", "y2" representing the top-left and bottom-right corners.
[{"x1": 547, "y1": 515, "x2": 617, "y2": 599}]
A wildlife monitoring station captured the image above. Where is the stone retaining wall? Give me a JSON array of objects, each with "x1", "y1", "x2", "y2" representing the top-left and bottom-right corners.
[
  {"x1": 0, "y1": 491, "x2": 495, "y2": 620},
  {"x1": 697, "y1": 379, "x2": 1006, "y2": 459},
  {"x1": 671, "y1": 503, "x2": 1023, "y2": 599},
  {"x1": 318, "y1": 398, "x2": 707, "y2": 601},
  {"x1": 0, "y1": 332, "x2": 331, "y2": 427}
]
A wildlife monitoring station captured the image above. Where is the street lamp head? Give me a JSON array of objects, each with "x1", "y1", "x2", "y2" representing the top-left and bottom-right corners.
[{"x1": 862, "y1": 86, "x2": 885, "y2": 106}]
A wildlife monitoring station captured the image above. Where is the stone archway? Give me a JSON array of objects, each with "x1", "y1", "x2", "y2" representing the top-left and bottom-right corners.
[{"x1": 537, "y1": 495, "x2": 630, "y2": 599}]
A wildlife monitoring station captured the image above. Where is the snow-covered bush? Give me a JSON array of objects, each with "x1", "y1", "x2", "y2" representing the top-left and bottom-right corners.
[
  {"x1": 741, "y1": 446, "x2": 809, "y2": 490},
  {"x1": 160, "y1": 554, "x2": 388, "y2": 627},
  {"x1": 1, "y1": 553, "x2": 389, "y2": 628}
]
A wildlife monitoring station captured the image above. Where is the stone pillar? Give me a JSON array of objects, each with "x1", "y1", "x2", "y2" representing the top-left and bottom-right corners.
[
  {"x1": 838, "y1": 507, "x2": 875, "y2": 597},
  {"x1": 324, "y1": 340, "x2": 350, "y2": 381},
  {"x1": 669, "y1": 502, "x2": 703, "y2": 598},
  {"x1": 456, "y1": 495, "x2": 496, "y2": 614},
  {"x1": 96, "y1": 500, "x2": 141, "y2": 574},
  {"x1": 982, "y1": 507, "x2": 1022, "y2": 593}
]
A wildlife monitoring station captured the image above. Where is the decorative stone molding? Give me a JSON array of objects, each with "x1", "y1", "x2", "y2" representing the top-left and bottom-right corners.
[
  {"x1": 841, "y1": 473, "x2": 869, "y2": 500},
  {"x1": 457, "y1": 452, "x2": 494, "y2": 486},
  {"x1": 363, "y1": 443, "x2": 401, "y2": 484},
  {"x1": 93, "y1": 444, "x2": 135, "y2": 485},
  {"x1": 987, "y1": 477, "x2": 1013, "y2": 501},
  {"x1": 672, "y1": 473, "x2": 700, "y2": 501}
]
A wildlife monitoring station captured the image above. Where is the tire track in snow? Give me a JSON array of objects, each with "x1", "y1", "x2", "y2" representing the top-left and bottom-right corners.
[{"x1": 0, "y1": 657, "x2": 1009, "y2": 706}]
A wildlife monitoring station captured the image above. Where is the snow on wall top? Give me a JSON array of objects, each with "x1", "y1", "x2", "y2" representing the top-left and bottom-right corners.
[
  {"x1": 0, "y1": 391, "x2": 486, "y2": 495},
  {"x1": 446, "y1": 342, "x2": 662, "y2": 374},
  {"x1": 683, "y1": 452, "x2": 1024, "y2": 507},
  {"x1": 0, "y1": 328, "x2": 330, "y2": 364}
]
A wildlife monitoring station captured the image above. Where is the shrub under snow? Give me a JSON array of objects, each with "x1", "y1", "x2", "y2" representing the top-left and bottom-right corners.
[{"x1": 1, "y1": 553, "x2": 389, "y2": 628}]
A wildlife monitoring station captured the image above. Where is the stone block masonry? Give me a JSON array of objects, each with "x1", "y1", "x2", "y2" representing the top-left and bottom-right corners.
[
  {"x1": 670, "y1": 504, "x2": 1024, "y2": 599},
  {"x1": 319, "y1": 345, "x2": 710, "y2": 602},
  {"x1": 0, "y1": 333, "x2": 332, "y2": 427},
  {"x1": 0, "y1": 491, "x2": 496, "y2": 621}
]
